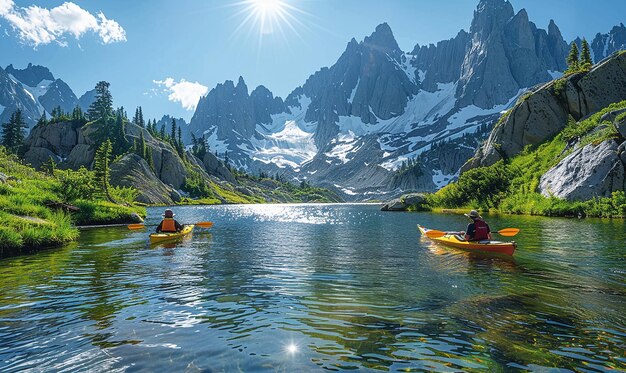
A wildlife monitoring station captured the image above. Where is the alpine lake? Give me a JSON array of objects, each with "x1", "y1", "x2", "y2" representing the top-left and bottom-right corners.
[{"x1": 0, "y1": 204, "x2": 624, "y2": 372}]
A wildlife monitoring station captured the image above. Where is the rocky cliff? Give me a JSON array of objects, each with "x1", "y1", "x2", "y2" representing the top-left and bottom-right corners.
[
  {"x1": 461, "y1": 51, "x2": 626, "y2": 202},
  {"x1": 463, "y1": 52, "x2": 626, "y2": 170}
]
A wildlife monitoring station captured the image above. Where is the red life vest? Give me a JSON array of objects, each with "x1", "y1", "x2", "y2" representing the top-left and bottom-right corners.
[
  {"x1": 472, "y1": 219, "x2": 490, "y2": 241},
  {"x1": 161, "y1": 218, "x2": 177, "y2": 232}
]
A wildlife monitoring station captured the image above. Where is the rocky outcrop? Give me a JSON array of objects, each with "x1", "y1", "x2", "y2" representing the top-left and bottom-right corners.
[
  {"x1": 109, "y1": 154, "x2": 177, "y2": 205},
  {"x1": 381, "y1": 193, "x2": 427, "y2": 211},
  {"x1": 201, "y1": 151, "x2": 235, "y2": 183},
  {"x1": 539, "y1": 140, "x2": 625, "y2": 201},
  {"x1": 464, "y1": 52, "x2": 626, "y2": 170}
]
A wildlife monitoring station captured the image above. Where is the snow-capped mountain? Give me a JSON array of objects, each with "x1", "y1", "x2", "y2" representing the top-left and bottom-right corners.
[
  {"x1": 188, "y1": 0, "x2": 602, "y2": 199},
  {"x1": 0, "y1": 63, "x2": 79, "y2": 129}
]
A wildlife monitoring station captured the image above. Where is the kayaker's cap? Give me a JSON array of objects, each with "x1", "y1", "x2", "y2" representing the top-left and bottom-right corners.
[
  {"x1": 162, "y1": 209, "x2": 175, "y2": 218},
  {"x1": 464, "y1": 210, "x2": 482, "y2": 219}
]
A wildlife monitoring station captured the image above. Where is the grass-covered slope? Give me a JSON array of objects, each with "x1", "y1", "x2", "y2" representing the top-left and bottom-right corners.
[
  {"x1": 423, "y1": 100, "x2": 626, "y2": 218},
  {"x1": 0, "y1": 147, "x2": 144, "y2": 256}
]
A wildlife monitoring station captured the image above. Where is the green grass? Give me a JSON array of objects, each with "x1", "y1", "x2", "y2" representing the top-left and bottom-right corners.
[{"x1": 0, "y1": 146, "x2": 145, "y2": 256}]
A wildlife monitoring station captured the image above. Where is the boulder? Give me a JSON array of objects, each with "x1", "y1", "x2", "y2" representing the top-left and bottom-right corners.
[
  {"x1": 381, "y1": 193, "x2": 427, "y2": 211},
  {"x1": 65, "y1": 144, "x2": 94, "y2": 169},
  {"x1": 539, "y1": 140, "x2": 625, "y2": 201},
  {"x1": 170, "y1": 189, "x2": 182, "y2": 203},
  {"x1": 158, "y1": 149, "x2": 187, "y2": 190},
  {"x1": 22, "y1": 147, "x2": 58, "y2": 169},
  {"x1": 202, "y1": 152, "x2": 235, "y2": 183},
  {"x1": 130, "y1": 212, "x2": 144, "y2": 223},
  {"x1": 27, "y1": 121, "x2": 80, "y2": 156},
  {"x1": 109, "y1": 153, "x2": 176, "y2": 205},
  {"x1": 600, "y1": 108, "x2": 626, "y2": 123}
]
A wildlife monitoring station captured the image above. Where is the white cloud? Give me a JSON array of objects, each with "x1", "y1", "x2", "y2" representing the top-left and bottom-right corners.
[
  {"x1": 153, "y1": 78, "x2": 209, "y2": 111},
  {"x1": 0, "y1": 0, "x2": 126, "y2": 46}
]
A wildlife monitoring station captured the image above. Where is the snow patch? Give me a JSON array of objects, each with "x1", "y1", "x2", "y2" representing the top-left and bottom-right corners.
[
  {"x1": 396, "y1": 54, "x2": 418, "y2": 84},
  {"x1": 418, "y1": 70, "x2": 426, "y2": 82},
  {"x1": 325, "y1": 131, "x2": 360, "y2": 164},
  {"x1": 336, "y1": 82, "x2": 457, "y2": 137},
  {"x1": 204, "y1": 128, "x2": 229, "y2": 155},
  {"x1": 432, "y1": 169, "x2": 459, "y2": 189},
  {"x1": 251, "y1": 120, "x2": 317, "y2": 170},
  {"x1": 349, "y1": 78, "x2": 360, "y2": 102},
  {"x1": 334, "y1": 184, "x2": 358, "y2": 196}
]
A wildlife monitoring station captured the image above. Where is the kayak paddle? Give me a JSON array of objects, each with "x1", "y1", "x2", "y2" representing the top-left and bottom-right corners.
[
  {"x1": 424, "y1": 228, "x2": 519, "y2": 239},
  {"x1": 127, "y1": 221, "x2": 214, "y2": 230}
]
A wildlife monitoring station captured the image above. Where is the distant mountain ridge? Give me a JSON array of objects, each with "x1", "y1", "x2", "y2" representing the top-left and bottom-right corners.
[
  {"x1": 0, "y1": 63, "x2": 81, "y2": 128},
  {"x1": 187, "y1": 0, "x2": 624, "y2": 199}
]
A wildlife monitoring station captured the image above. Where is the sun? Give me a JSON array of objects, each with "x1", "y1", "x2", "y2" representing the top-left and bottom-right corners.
[
  {"x1": 252, "y1": 0, "x2": 283, "y2": 15},
  {"x1": 230, "y1": 0, "x2": 310, "y2": 45}
]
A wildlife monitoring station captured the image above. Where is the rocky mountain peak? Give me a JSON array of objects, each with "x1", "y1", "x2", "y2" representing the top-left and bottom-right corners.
[
  {"x1": 362, "y1": 22, "x2": 401, "y2": 56},
  {"x1": 236, "y1": 76, "x2": 248, "y2": 94},
  {"x1": 471, "y1": 0, "x2": 514, "y2": 36},
  {"x1": 5, "y1": 63, "x2": 55, "y2": 87},
  {"x1": 548, "y1": 19, "x2": 561, "y2": 37},
  {"x1": 611, "y1": 23, "x2": 626, "y2": 34},
  {"x1": 590, "y1": 23, "x2": 626, "y2": 62}
]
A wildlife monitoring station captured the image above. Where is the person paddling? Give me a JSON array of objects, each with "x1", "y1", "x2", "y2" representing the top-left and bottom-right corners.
[
  {"x1": 156, "y1": 209, "x2": 183, "y2": 233},
  {"x1": 462, "y1": 210, "x2": 491, "y2": 241}
]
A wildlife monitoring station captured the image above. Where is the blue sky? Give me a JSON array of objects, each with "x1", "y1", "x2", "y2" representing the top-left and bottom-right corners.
[{"x1": 0, "y1": 0, "x2": 624, "y2": 122}]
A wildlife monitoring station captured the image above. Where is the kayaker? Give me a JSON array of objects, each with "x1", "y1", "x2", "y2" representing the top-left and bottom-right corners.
[
  {"x1": 156, "y1": 209, "x2": 183, "y2": 233},
  {"x1": 462, "y1": 210, "x2": 492, "y2": 241}
]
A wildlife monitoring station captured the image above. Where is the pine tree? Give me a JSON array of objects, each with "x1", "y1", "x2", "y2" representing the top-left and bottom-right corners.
[
  {"x1": 138, "y1": 107, "x2": 145, "y2": 128},
  {"x1": 111, "y1": 108, "x2": 128, "y2": 155},
  {"x1": 566, "y1": 43, "x2": 580, "y2": 72},
  {"x1": 170, "y1": 118, "x2": 177, "y2": 142},
  {"x1": 37, "y1": 112, "x2": 48, "y2": 126},
  {"x1": 93, "y1": 139, "x2": 114, "y2": 202},
  {"x1": 132, "y1": 107, "x2": 139, "y2": 126},
  {"x1": 146, "y1": 146, "x2": 154, "y2": 171},
  {"x1": 1, "y1": 109, "x2": 26, "y2": 154},
  {"x1": 87, "y1": 81, "x2": 114, "y2": 122},
  {"x1": 41, "y1": 156, "x2": 57, "y2": 176},
  {"x1": 580, "y1": 39, "x2": 593, "y2": 68},
  {"x1": 140, "y1": 131, "x2": 147, "y2": 159},
  {"x1": 177, "y1": 127, "x2": 183, "y2": 150},
  {"x1": 71, "y1": 105, "x2": 84, "y2": 121},
  {"x1": 159, "y1": 123, "x2": 166, "y2": 139}
]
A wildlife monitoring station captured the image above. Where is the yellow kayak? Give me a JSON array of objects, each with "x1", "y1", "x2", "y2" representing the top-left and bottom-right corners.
[
  {"x1": 149, "y1": 224, "x2": 194, "y2": 244},
  {"x1": 418, "y1": 225, "x2": 517, "y2": 256}
]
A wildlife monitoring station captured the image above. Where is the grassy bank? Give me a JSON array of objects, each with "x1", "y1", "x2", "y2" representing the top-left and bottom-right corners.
[
  {"x1": 0, "y1": 148, "x2": 144, "y2": 256},
  {"x1": 421, "y1": 101, "x2": 626, "y2": 218}
]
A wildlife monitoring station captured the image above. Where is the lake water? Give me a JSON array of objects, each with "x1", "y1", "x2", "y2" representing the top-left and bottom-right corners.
[{"x1": 0, "y1": 204, "x2": 624, "y2": 372}]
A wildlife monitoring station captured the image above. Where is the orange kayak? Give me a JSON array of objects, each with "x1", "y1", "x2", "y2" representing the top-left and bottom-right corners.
[{"x1": 418, "y1": 225, "x2": 516, "y2": 256}]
